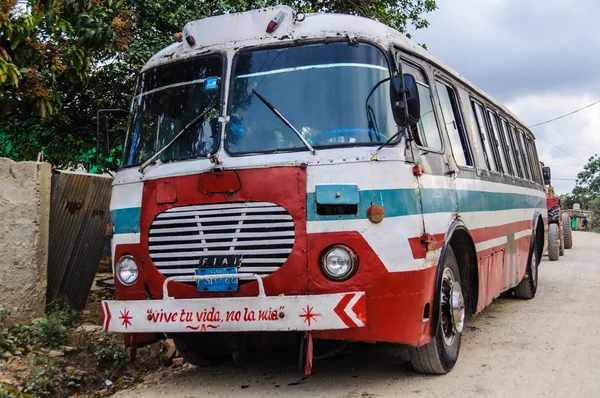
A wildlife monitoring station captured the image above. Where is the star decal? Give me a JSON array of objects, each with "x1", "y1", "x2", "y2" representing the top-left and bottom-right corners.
[
  {"x1": 299, "y1": 305, "x2": 321, "y2": 327},
  {"x1": 119, "y1": 309, "x2": 133, "y2": 329}
]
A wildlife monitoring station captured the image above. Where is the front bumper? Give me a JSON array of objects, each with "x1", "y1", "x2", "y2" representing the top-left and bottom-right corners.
[{"x1": 102, "y1": 274, "x2": 366, "y2": 333}]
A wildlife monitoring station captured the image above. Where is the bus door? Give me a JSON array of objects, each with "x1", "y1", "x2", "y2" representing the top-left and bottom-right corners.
[{"x1": 398, "y1": 56, "x2": 459, "y2": 249}]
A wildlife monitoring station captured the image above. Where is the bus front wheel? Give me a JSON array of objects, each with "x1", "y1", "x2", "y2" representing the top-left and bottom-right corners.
[{"x1": 409, "y1": 246, "x2": 464, "y2": 374}]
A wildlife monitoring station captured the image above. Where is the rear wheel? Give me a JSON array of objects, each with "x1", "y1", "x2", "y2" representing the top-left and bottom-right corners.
[
  {"x1": 563, "y1": 212, "x2": 573, "y2": 249},
  {"x1": 514, "y1": 242, "x2": 539, "y2": 299},
  {"x1": 409, "y1": 246, "x2": 464, "y2": 374},
  {"x1": 547, "y1": 223, "x2": 560, "y2": 261}
]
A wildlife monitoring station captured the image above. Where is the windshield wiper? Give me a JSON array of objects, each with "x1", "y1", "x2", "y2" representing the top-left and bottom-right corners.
[
  {"x1": 138, "y1": 103, "x2": 217, "y2": 173},
  {"x1": 371, "y1": 129, "x2": 408, "y2": 161},
  {"x1": 252, "y1": 89, "x2": 316, "y2": 155}
]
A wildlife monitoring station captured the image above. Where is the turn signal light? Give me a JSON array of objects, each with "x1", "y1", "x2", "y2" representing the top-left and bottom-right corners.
[
  {"x1": 367, "y1": 204, "x2": 385, "y2": 224},
  {"x1": 266, "y1": 11, "x2": 286, "y2": 33}
]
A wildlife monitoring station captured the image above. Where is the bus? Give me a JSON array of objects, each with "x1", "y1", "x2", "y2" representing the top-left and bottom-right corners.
[{"x1": 100, "y1": 6, "x2": 547, "y2": 375}]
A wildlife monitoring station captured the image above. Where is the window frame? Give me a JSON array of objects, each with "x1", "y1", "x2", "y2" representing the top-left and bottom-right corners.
[
  {"x1": 485, "y1": 108, "x2": 510, "y2": 175},
  {"x1": 225, "y1": 39, "x2": 397, "y2": 157},
  {"x1": 517, "y1": 128, "x2": 533, "y2": 181},
  {"x1": 121, "y1": 51, "x2": 228, "y2": 169},
  {"x1": 530, "y1": 139, "x2": 543, "y2": 185},
  {"x1": 471, "y1": 98, "x2": 499, "y2": 173},
  {"x1": 399, "y1": 57, "x2": 445, "y2": 154},
  {"x1": 433, "y1": 78, "x2": 474, "y2": 168},
  {"x1": 525, "y1": 136, "x2": 542, "y2": 185},
  {"x1": 498, "y1": 116, "x2": 518, "y2": 177},
  {"x1": 507, "y1": 123, "x2": 526, "y2": 179}
]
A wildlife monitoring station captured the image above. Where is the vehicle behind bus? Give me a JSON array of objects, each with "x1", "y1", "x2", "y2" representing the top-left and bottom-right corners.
[{"x1": 100, "y1": 6, "x2": 548, "y2": 375}]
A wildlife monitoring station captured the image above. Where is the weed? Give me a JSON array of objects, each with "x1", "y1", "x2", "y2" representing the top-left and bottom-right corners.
[
  {"x1": 46, "y1": 300, "x2": 80, "y2": 328},
  {"x1": 23, "y1": 366, "x2": 59, "y2": 397},
  {"x1": 30, "y1": 315, "x2": 67, "y2": 348},
  {"x1": 0, "y1": 306, "x2": 10, "y2": 324},
  {"x1": 0, "y1": 387, "x2": 18, "y2": 398},
  {"x1": 64, "y1": 368, "x2": 86, "y2": 392},
  {"x1": 94, "y1": 338, "x2": 128, "y2": 369}
]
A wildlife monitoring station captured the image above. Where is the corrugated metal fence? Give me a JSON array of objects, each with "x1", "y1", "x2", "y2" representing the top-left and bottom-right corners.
[{"x1": 47, "y1": 170, "x2": 113, "y2": 310}]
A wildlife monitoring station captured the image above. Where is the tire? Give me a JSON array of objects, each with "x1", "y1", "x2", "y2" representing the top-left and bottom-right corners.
[
  {"x1": 514, "y1": 241, "x2": 539, "y2": 299},
  {"x1": 563, "y1": 212, "x2": 573, "y2": 249},
  {"x1": 547, "y1": 223, "x2": 559, "y2": 261},
  {"x1": 409, "y1": 246, "x2": 464, "y2": 374},
  {"x1": 559, "y1": 225, "x2": 565, "y2": 256}
]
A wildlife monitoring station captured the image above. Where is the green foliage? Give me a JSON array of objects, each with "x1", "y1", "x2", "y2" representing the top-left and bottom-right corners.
[
  {"x1": 23, "y1": 366, "x2": 59, "y2": 397},
  {"x1": 30, "y1": 316, "x2": 67, "y2": 348},
  {"x1": 92, "y1": 337, "x2": 128, "y2": 369},
  {"x1": 577, "y1": 154, "x2": 600, "y2": 194},
  {"x1": 0, "y1": 389, "x2": 18, "y2": 398},
  {"x1": 0, "y1": 306, "x2": 10, "y2": 323}
]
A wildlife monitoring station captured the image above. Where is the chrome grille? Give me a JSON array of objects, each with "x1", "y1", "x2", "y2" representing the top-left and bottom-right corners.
[{"x1": 148, "y1": 202, "x2": 295, "y2": 278}]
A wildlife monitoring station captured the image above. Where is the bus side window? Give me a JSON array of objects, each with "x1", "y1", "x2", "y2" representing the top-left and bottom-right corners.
[
  {"x1": 499, "y1": 117, "x2": 517, "y2": 177},
  {"x1": 526, "y1": 137, "x2": 541, "y2": 184},
  {"x1": 471, "y1": 100, "x2": 498, "y2": 172},
  {"x1": 530, "y1": 139, "x2": 543, "y2": 184},
  {"x1": 486, "y1": 110, "x2": 508, "y2": 174},
  {"x1": 518, "y1": 129, "x2": 533, "y2": 181},
  {"x1": 435, "y1": 81, "x2": 473, "y2": 166},
  {"x1": 401, "y1": 61, "x2": 443, "y2": 150},
  {"x1": 508, "y1": 123, "x2": 525, "y2": 178}
]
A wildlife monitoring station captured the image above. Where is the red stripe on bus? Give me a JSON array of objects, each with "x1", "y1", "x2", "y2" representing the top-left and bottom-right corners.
[{"x1": 409, "y1": 219, "x2": 532, "y2": 259}]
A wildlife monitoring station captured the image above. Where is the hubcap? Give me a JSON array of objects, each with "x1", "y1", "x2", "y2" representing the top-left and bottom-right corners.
[{"x1": 441, "y1": 268, "x2": 465, "y2": 346}]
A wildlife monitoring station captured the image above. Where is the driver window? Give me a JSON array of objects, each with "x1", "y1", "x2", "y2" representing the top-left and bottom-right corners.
[{"x1": 401, "y1": 61, "x2": 443, "y2": 151}]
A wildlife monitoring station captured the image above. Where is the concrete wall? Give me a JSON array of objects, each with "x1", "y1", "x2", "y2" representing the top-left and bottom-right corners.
[{"x1": 0, "y1": 158, "x2": 51, "y2": 324}]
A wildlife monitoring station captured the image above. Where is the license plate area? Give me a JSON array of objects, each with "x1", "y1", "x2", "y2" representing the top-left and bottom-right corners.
[{"x1": 196, "y1": 267, "x2": 238, "y2": 292}]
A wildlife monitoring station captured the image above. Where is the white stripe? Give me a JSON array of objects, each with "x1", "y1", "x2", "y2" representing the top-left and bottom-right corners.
[
  {"x1": 460, "y1": 208, "x2": 546, "y2": 231},
  {"x1": 110, "y1": 182, "x2": 143, "y2": 210},
  {"x1": 344, "y1": 293, "x2": 365, "y2": 327},
  {"x1": 236, "y1": 63, "x2": 388, "y2": 79},
  {"x1": 307, "y1": 161, "x2": 417, "y2": 192},
  {"x1": 515, "y1": 229, "x2": 532, "y2": 240},
  {"x1": 454, "y1": 177, "x2": 546, "y2": 198},
  {"x1": 475, "y1": 236, "x2": 507, "y2": 252}
]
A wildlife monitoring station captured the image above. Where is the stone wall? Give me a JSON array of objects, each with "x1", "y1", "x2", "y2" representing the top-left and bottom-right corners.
[{"x1": 0, "y1": 158, "x2": 51, "y2": 324}]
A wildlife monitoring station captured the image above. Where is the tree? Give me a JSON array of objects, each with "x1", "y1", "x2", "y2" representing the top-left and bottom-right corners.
[{"x1": 0, "y1": 0, "x2": 437, "y2": 170}]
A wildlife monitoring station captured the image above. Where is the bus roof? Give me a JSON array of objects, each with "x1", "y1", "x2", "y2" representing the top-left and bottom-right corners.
[{"x1": 143, "y1": 6, "x2": 533, "y2": 138}]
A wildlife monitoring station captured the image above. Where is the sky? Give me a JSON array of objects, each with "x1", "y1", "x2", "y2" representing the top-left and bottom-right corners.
[{"x1": 409, "y1": 0, "x2": 600, "y2": 194}]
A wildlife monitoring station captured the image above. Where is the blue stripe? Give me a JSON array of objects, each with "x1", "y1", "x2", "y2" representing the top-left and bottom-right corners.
[
  {"x1": 111, "y1": 208, "x2": 141, "y2": 234},
  {"x1": 307, "y1": 189, "x2": 421, "y2": 221},
  {"x1": 112, "y1": 188, "x2": 546, "y2": 227},
  {"x1": 308, "y1": 188, "x2": 545, "y2": 221}
]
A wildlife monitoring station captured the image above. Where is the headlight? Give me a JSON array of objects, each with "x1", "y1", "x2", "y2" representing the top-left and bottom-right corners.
[
  {"x1": 320, "y1": 245, "x2": 358, "y2": 281},
  {"x1": 116, "y1": 255, "x2": 138, "y2": 286}
]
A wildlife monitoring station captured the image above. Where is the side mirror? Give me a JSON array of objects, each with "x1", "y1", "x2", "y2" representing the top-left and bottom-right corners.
[
  {"x1": 391, "y1": 73, "x2": 421, "y2": 127},
  {"x1": 96, "y1": 109, "x2": 129, "y2": 164},
  {"x1": 542, "y1": 166, "x2": 551, "y2": 186}
]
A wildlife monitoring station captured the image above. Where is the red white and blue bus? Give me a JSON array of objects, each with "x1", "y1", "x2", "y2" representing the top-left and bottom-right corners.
[{"x1": 101, "y1": 6, "x2": 547, "y2": 374}]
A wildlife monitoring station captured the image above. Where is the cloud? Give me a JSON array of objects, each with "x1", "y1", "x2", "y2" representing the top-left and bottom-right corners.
[{"x1": 409, "y1": 0, "x2": 600, "y2": 195}]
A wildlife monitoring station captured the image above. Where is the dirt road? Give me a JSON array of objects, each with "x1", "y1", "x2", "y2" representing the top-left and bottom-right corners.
[{"x1": 119, "y1": 231, "x2": 600, "y2": 398}]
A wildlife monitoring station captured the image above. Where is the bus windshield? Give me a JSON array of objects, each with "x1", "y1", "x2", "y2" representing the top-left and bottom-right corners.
[
  {"x1": 123, "y1": 55, "x2": 223, "y2": 167},
  {"x1": 226, "y1": 42, "x2": 397, "y2": 154}
]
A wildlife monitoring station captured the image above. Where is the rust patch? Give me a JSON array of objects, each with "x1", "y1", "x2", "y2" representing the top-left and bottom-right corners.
[{"x1": 65, "y1": 201, "x2": 84, "y2": 214}]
